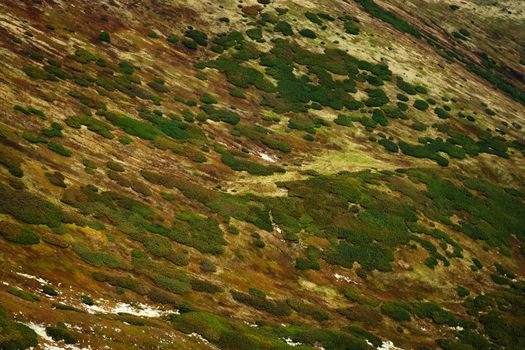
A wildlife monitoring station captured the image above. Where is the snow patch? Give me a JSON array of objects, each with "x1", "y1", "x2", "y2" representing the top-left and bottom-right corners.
[
  {"x1": 334, "y1": 273, "x2": 358, "y2": 284},
  {"x1": 284, "y1": 337, "x2": 303, "y2": 346},
  {"x1": 23, "y1": 323, "x2": 91, "y2": 350},
  {"x1": 187, "y1": 333, "x2": 219, "y2": 349},
  {"x1": 377, "y1": 340, "x2": 404, "y2": 350},
  {"x1": 85, "y1": 301, "x2": 174, "y2": 317},
  {"x1": 15, "y1": 272, "x2": 49, "y2": 285},
  {"x1": 259, "y1": 152, "x2": 277, "y2": 163}
]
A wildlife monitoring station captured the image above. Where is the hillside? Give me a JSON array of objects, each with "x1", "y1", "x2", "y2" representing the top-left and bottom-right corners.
[{"x1": 0, "y1": 0, "x2": 524, "y2": 349}]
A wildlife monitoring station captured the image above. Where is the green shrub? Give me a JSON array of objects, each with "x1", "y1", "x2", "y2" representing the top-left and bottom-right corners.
[
  {"x1": 42, "y1": 122, "x2": 63, "y2": 137},
  {"x1": 372, "y1": 109, "x2": 388, "y2": 126},
  {"x1": 305, "y1": 12, "x2": 323, "y2": 25},
  {"x1": 381, "y1": 301, "x2": 411, "y2": 321},
  {"x1": 23, "y1": 131, "x2": 47, "y2": 144},
  {"x1": 434, "y1": 107, "x2": 450, "y2": 119},
  {"x1": 378, "y1": 138, "x2": 399, "y2": 152},
  {"x1": 295, "y1": 257, "x2": 320, "y2": 270},
  {"x1": 92, "y1": 272, "x2": 148, "y2": 295},
  {"x1": 46, "y1": 171, "x2": 66, "y2": 188},
  {"x1": 99, "y1": 31, "x2": 110, "y2": 43},
  {"x1": 221, "y1": 152, "x2": 285, "y2": 176},
  {"x1": 0, "y1": 145, "x2": 24, "y2": 177},
  {"x1": 397, "y1": 93, "x2": 409, "y2": 101},
  {"x1": 299, "y1": 29, "x2": 317, "y2": 39},
  {"x1": 73, "y1": 48, "x2": 97, "y2": 64},
  {"x1": 200, "y1": 105, "x2": 241, "y2": 125},
  {"x1": 338, "y1": 305, "x2": 382, "y2": 325},
  {"x1": 494, "y1": 263, "x2": 516, "y2": 279},
  {"x1": 0, "y1": 184, "x2": 64, "y2": 227},
  {"x1": 46, "y1": 324, "x2": 77, "y2": 344},
  {"x1": 118, "y1": 61, "x2": 134, "y2": 75},
  {"x1": 167, "y1": 35, "x2": 179, "y2": 43},
  {"x1": 22, "y1": 66, "x2": 58, "y2": 81},
  {"x1": 200, "y1": 258, "x2": 217, "y2": 273},
  {"x1": 355, "y1": 0, "x2": 421, "y2": 38},
  {"x1": 364, "y1": 88, "x2": 389, "y2": 107},
  {"x1": 0, "y1": 305, "x2": 38, "y2": 349},
  {"x1": 42, "y1": 285, "x2": 58, "y2": 296},
  {"x1": 334, "y1": 114, "x2": 354, "y2": 127},
  {"x1": 153, "y1": 275, "x2": 191, "y2": 294},
  {"x1": 8, "y1": 288, "x2": 40, "y2": 302},
  {"x1": 81, "y1": 295, "x2": 94, "y2": 305},
  {"x1": 231, "y1": 289, "x2": 292, "y2": 316},
  {"x1": 412, "y1": 302, "x2": 467, "y2": 327},
  {"x1": 243, "y1": 26, "x2": 261, "y2": 43},
  {"x1": 0, "y1": 221, "x2": 40, "y2": 245},
  {"x1": 287, "y1": 298, "x2": 331, "y2": 321},
  {"x1": 274, "y1": 21, "x2": 294, "y2": 36},
  {"x1": 99, "y1": 110, "x2": 161, "y2": 140},
  {"x1": 146, "y1": 78, "x2": 169, "y2": 93},
  {"x1": 413, "y1": 99, "x2": 429, "y2": 111},
  {"x1": 229, "y1": 88, "x2": 246, "y2": 99},
  {"x1": 200, "y1": 94, "x2": 217, "y2": 104},
  {"x1": 411, "y1": 121, "x2": 427, "y2": 131},
  {"x1": 107, "y1": 160, "x2": 125, "y2": 172},
  {"x1": 190, "y1": 278, "x2": 223, "y2": 293},
  {"x1": 457, "y1": 286, "x2": 470, "y2": 298},
  {"x1": 47, "y1": 142, "x2": 72, "y2": 157},
  {"x1": 185, "y1": 29, "x2": 208, "y2": 46},
  {"x1": 72, "y1": 242, "x2": 124, "y2": 269},
  {"x1": 399, "y1": 140, "x2": 449, "y2": 166},
  {"x1": 147, "y1": 30, "x2": 159, "y2": 39}
]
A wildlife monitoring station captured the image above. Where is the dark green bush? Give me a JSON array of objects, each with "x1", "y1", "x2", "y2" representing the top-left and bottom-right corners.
[
  {"x1": 46, "y1": 324, "x2": 77, "y2": 344},
  {"x1": 413, "y1": 99, "x2": 429, "y2": 111},
  {"x1": 23, "y1": 131, "x2": 47, "y2": 144},
  {"x1": 221, "y1": 152, "x2": 285, "y2": 176},
  {"x1": 338, "y1": 305, "x2": 382, "y2": 325},
  {"x1": 72, "y1": 242, "x2": 124, "y2": 269},
  {"x1": 0, "y1": 305, "x2": 38, "y2": 349},
  {"x1": 46, "y1": 171, "x2": 66, "y2": 188},
  {"x1": 287, "y1": 298, "x2": 331, "y2": 321},
  {"x1": 229, "y1": 88, "x2": 246, "y2": 99},
  {"x1": 274, "y1": 21, "x2": 294, "y2": 36},
  {"x1": 47, "y1": 142, "x2": 72, "y2": 157},
  {"x1": 295, "y1": 257, "x2": 320, "y2": 270},
  {"x1": 334, "y1": 114, "x2": 354, "y2": 127},
  {"x1": 42, "y1": 122, "x2": 63, "y2": 137},
  {"x1": 0, "y1": 184, "x2": 64, "y2": 227},
  {"x1": 355, "y1": 0, "x2": 421, "y2": 38},
  {"x1": 231, "y1": 289, "x2": 292, "y2": 316},
  {"x1": 118, "y1": 61, "x2": 134, "y2": 75},
  {"x1": 200, "y1": 258, "x2": 217, "y2": 273},
  {"x1": 99, "y1": 31, "x2": 110, "y2": 43},
  {"x1": 378, "y1": 138, "x2": 399, "y2": 152},
  {"x1": 381, "y1": 301, "x2": 411, "y2": 321},
  {"x1": 81, "y1": 295, "x2": 94, "y2": 305},
  {"x1": 299, "y1": 29, "x2": 317, "y2": 39},
  {"x1": 22, "y1": 66, "x2": 58, "y2": 81},
  {"x1": 8, "y1": 288, "x2": 40, "y2": 302},
  {"x1": 92, "y1": 272, "x2": 148, "y2": 295},
  {"x1": 42, "y1": 285, "x2": 58, "y2": 296},
  {"x1": 0, "y1": 221, "x2": 40, "y2": 245},
  {"x1": 0, "y1": 145, "x2": 24, "y2": 177},
  {"x1": 434, "y1": 107, "x2": 450, "y2": 119},
  {"x1": 190, "y1": 278, "x2": 223, "y2": 293},
  {"x1": 185, "y1": 29, "x2": 208, "y2": 46}
]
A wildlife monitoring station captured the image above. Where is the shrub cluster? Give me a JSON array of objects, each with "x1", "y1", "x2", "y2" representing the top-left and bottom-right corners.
[{"x1": 231, "y1": 289, "x2": 292, "y2": 316}]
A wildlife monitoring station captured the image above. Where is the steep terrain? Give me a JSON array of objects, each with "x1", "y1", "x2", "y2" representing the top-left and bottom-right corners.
[{"x1": 0, "y1": 0, "x2": 525, "y2": 349}]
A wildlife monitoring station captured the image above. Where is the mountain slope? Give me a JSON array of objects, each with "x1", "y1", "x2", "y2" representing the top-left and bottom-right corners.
[{"x1": 0, "y1": 0, "x2": 524, "y2": 349}]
